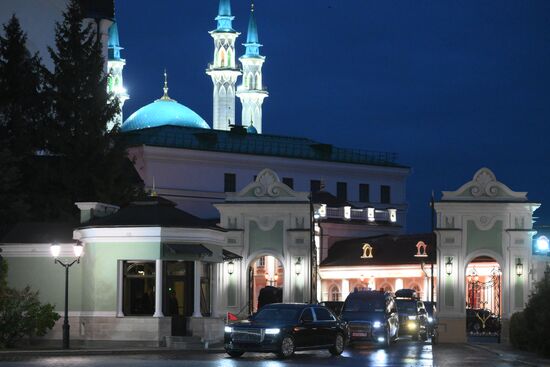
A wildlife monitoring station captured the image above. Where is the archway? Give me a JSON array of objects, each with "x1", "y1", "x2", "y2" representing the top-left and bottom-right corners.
[
  {"x1": 465, "y1": 256, "x2": 502, "y2": 341},
  {"x1": 248, "y1": 255, "x2": 284, "y2": 314}
]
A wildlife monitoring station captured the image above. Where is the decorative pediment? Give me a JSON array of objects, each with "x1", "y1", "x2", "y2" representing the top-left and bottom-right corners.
[
  {"x1": 441, "y1": 168, "x2": 527, "y2": 202},
  {"x1": 225, "y1": 168, "x2": 309, "y2": 202}
]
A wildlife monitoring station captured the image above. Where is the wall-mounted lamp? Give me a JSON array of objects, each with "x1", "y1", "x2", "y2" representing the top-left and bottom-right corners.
[
  {"x1": 227, "y1": 260, "x2": 235, "y2": 275},
  {"x1": 295, "y1": 257, "x2": 302, "y2": 276},
  {"x1": 516, "y1": 259, "x2": 523, "y2": 277},
  {"x1": 445, "y1": 257, "x2": 453, "y2": 276}
]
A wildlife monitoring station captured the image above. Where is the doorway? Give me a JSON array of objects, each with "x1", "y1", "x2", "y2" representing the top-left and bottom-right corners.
[
  {"x1": 164, "y1": 261, "x2": 194, "y2": 336},
  {"x1": 248, "y1": 255, "x2": 284, "y2": 314},
  {"x1": 465, "y1": 256, "x2": 501, "y2": 342}
]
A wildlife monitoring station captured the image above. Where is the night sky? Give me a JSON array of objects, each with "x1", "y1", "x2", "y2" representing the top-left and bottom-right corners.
[{"x1": 115, "y1": 0, "x2": 550, "y2": 233}]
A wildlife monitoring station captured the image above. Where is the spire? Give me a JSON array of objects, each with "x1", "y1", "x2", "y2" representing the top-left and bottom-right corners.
[
  {"x1": 244, "y1": 1, "x2": 262, "y2": 57},
  {"x1": 215, "y1": 0, "x2": 235, "y2": 32},
  {"x1": 108, "y1": 21, "x2": 122, "y2": 60},
  {"x1": 159, "y1": 69, "x2": 173, "y2": 101}
]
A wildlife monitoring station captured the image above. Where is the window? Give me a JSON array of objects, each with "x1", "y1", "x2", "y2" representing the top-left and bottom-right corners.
[
  {"x1": 224, "y1": 173, "x2": 236, "y2": 192},
  {"x1": 337, "y1": 182, "x2": 347, "y2": 201},
  {"x1": 123, "y1": 261, "x2": 155, "y2": 316},
  {"x1": 359, "y1": 184, "x2": 370, "y2": 203},
  {"x1": 257, "y1": 256, "x2": 265, "y2": 267},
  {"x1": 314, "y1": 307, "x2": 335, "y2": 321},
  {"x1": 330, "y1": 285, "x2": 341, "y2": 301},
  {"x1": 300, "y1": 308, "x2": 314, "y2": 322},
  {"x1": 381, "y1": 185, "x2": 391, "y2": 204},
  {"x1": 310, "y1": 180, "x2": 321, "y2": 193},
  {"x1": 282, "y1": 177, "x2": 294, "y2": 189}
]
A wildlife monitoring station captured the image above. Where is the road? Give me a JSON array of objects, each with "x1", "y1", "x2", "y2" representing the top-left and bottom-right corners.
[{"x1": 0, "y1": 340, "x2": 547, "y2": 367}]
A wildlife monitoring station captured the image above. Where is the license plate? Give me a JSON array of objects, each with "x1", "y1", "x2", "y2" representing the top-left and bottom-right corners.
[{"x1": 352, "y1": 332, "x2": 368, "y2": 337}]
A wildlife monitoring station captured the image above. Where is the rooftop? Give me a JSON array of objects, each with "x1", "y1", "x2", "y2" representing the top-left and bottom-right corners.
[
  {"x1": 321, "y1": 233, "x2": 436, "y2": 267},
  {"x1": 121, "y1": 125, "x2": 406, "y2": 168}
]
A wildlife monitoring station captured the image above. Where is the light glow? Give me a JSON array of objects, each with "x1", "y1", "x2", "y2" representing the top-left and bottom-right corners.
[
  {"x1": 536, "y1": 236, "x2": 550, "y2": 253},
  {"x1": 407, "y1": 322, "x2": 417, "y2": 330},
  {"x1": 265, "y1": 328, "x2": 280, "y2": 335},
  {"x1": 408, "y1": 315, "x2": 416, "y2": 320},
  {"x1": 73, "y1": 243, "x2": 84, "y2": 258},
  {"x1": 428, "y1": 317, "x2": 433, "y2": 323},
  {"x1": 224, "y1": 326, "x2": 233, "y2": 333},
  {"x1": 50, "y1": 244, "x2": 61, "y2": 258},
  {"x1": 372, "y1": 321, "x2": 382, "y2": 329},
  {"x1": 377, "y1": 337, "x2": 385, "y2": 342}
]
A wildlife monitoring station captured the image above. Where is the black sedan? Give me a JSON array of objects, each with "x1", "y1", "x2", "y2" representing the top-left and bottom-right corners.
[{"x1": 224, "y1": 303, "x2": 348, "y2": 359}]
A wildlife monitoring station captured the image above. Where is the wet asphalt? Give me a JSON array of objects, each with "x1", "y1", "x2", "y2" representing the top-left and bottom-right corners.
[{"x1": 0, "y1": 339, "x2": 548, "y2": 367}]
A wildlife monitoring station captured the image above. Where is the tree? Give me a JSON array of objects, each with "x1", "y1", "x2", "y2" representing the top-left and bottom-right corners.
[
  {"x1": 45, "y1": 0, "x2": 142, "y2": 218},
  {"x1": 0, "y1": 15, "x2": 45, "y2": 236},
  {"x1": 0, "y1": 15, "x2": 46, "y2": 156}
]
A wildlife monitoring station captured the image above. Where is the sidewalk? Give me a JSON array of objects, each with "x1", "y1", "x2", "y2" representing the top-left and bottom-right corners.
[{"x1": 467, "y1": 343, "x2": 550, "y2": 367}]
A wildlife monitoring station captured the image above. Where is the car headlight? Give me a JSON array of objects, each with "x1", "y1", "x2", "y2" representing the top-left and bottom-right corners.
[
  {"x1": 408, "y1": 315, "x2": 417, "y2": 321},
  {"x1": 224, "y1": 326, "x2": 233, "y2": 333},
  {"x1": 265, "y1": 328, "x2": 280, "y2": 335},
  {"x1": 428, "y1": 317, "x2": 433, "y2": 323},
  {"x1": 372, "y1": 321, "x2": 382, "y2": 329},
  {"x1": 407, "y1": 322, "x2": 417, "y2": 330}
]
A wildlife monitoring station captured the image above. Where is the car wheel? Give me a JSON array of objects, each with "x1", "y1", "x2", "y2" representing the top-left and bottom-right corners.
[
  {"x1": 226, "y1": 351, "x2": 244, "y2": 358},
  {"x1": 277, "y1": 336, "x2": 295, "y2": 359},
  {"x1": 329, "y1": 333, "x2": 345, "y2": 356}
]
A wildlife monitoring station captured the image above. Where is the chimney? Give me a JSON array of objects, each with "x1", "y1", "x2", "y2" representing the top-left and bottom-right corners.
[{"x1": 75, "y1": 202, "x2": 120, "y2": 224}]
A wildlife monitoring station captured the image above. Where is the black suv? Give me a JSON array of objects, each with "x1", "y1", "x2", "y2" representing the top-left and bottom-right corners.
[
  {"x1": 341, "y1": 290, "x2": 399, "y2": 347},
  {"x1": 395, "y1": 289, "x2": 429, "y2": 341}
]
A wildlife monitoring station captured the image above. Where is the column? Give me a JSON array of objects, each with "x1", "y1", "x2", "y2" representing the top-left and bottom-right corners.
[
  {"x1": 116, "y1": 261, "x2": 124, "y2": 317},
  {"x1": 341, "y1": 279, "x2": 349, "y2": 300},
  {"x1": 193, "y1": 260, "x2": 202, "y2": 317},
  {"x1": 153, "y1": 259, "x2": 164, "y2": 317}
]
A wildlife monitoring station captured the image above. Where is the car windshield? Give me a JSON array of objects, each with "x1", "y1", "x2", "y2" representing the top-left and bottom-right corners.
[
  {"x1": 254, "y1": 308, "x2": 299, "y2": 322},
  {"x1": 343, "y1": 297, "x2": 385, "y2": 312},
  {"x1": 396, "y1": 300, "x2": 417, "y2": 314}
]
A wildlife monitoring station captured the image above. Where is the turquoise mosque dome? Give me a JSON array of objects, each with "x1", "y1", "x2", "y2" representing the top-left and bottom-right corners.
[{"x1": 121, "y1": 73, "x2": 210, "y2": 132}]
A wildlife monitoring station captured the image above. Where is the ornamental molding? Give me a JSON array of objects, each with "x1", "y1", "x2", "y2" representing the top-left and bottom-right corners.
[
  {"x1": 226, "y1": 168, "x2": 309, "y2": 202},
  {"x1": 441, "y1": 168, "x2": 527, "y2": 202}
]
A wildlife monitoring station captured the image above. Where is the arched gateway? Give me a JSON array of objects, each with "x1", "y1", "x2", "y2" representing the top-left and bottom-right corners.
[
  {"x1": 214, "y1": 169, "x2": 312, "y2": 317},
  {"x1": 435, "y1": 168, "x2": 540, "y2": 343}
]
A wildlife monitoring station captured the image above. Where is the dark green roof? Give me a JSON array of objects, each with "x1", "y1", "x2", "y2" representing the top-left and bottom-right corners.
[{"x1": 121, "y1": 125, "x2": 406, "y2": 168}]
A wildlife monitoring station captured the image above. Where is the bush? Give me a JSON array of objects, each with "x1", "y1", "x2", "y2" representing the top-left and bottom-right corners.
[
  {"x1": 0, "y1": 286, "x2": 60, "y2": 348},
  {"x1": 510, "y1": 312, "x2": 529, "y2": 350},
  {"x1": 510, "y1": 276, "x2": 550, "y2": 357}
]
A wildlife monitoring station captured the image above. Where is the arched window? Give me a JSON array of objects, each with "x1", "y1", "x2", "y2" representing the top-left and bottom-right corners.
[
  {"x1": 330, "y1": 285, "x2": 340, "y2": 301},
  {"x1": 219, "y1": 48, "x2": 226, "y2": 67}
]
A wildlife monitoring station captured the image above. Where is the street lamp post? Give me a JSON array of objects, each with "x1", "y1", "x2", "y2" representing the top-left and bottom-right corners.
[{"x1": 50, "y1": 242, "x2": 83, "y2": 349}]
